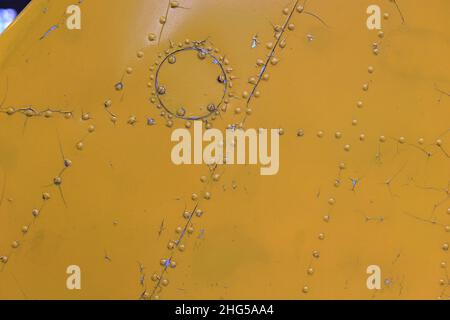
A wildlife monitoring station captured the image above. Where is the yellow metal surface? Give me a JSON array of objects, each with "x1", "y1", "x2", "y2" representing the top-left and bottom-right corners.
[{"x1": 0, "y1": 0, "x2": 449, "y2": 300}]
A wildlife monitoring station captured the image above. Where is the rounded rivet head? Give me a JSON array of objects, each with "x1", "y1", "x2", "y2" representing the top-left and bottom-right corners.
[
  {"x1": 161, "y1": 278, "x2": 170, "y2": 287},
  {"x1": 159, "y1": 16, "x2": 167, "y2": 24},
  {"x1": 53, "y1": 177, "x2": 62, "y2": 186},
  {"x1": 32, "y1": 208, "x2": 40, "y2": 217},
  {"x1": 317, "y1": 131, "x2": 324, "y2": 138},
  {"x1": 175, "y1": 227, "x2": 183, "y2": 234},
  {"x1": 399, "y1": 137, "x2": 405, "y2": 144},
  {"x1": 360, "y1": 134, "x2": 366, "y2": 141},
  {"x1": 11, "y1": 241, "x2": 20, "y2": 249},
  {"x1": 178, "y1": 245, "x2": 185, "y2": 252},
  {"x1": 443, "y1": 243, "x2": 449, "y2": 251},
  {"x1": 344, "y1": 144, "x2": 351, "y2": 152},
  {"x1": 6, "y1": 107, "x2": 15, "y2": 115},
  {"x1": 64, "y1": 159, "x2": 72, "y2": 168},
  {"x1": 436, "y1": 139, "x2": 443, "y2": 147},
  {"x1": 42, "y1": 192, "x2": 51, "y2": 201},
  {"x1": 357, "y1": 101, "x2": 363, "y2": 108},
  {"x1": 297, "y1": 129, "x2": 305, "y2": 137},
  {"x1": 196, "y1": 209, "x2": 204, "y2": 217},
  {"x1": 302, "y1": 286, "x2": 309, "y2": 293},
  {"x1": 328, "y1": 198, "x2": 336, "y2": 205},
  {"x1": 115, "y1": 82, "x2": 124, "y2": 91},
  {"x1": 157, "y1": 86, "x2": 166, "y2": 95},
  {"x1": 44, "y1": 110, "x2": 53, "y2": 118},
  {"x1": 384, "y1": 13, "x2": 389, "y2": 19},
  {"x1": 187, "y1": 227, "x2": 194, "y2": 234},
  {"x1": 379, "y1": 135, "x2": 386, "y2": 143},
  {"x1": 323, "y1": 215, "x2": 330, "y2": 222},
  {"x1": 148, "y1": 33, "x2": 157, "y2": 41},
  {"x1": 151, "y1": 273, "x2": 160, "y2": 281},
  {"x1": 256, "y1": 59, "x2": 265, "y2": 66},
  {"x1": 318, "y1": 233, "x2": 325, "y2": 240},
  {"x1": 248, "y1": 77, "x2": 257, "y2": 85},
  {"x1": 270, "y1": 57, "x2": 279, "y2": 65},
  {"x1": 217, "y1": 74, "x2": 225, "y2": 84},
  {"x1": 22, "y1": 226, "x2": 29, "y2": 234},
  {"x1": 170, "y1": 260, "x2": 177, "y2": 268},
  {"x1": 176, "y1": 108, "x2": 186, "y2": 117},
  {"x1": 127, "y1": 116, "x2": 137, "y2": 125},
  {"x1": 307, "y1": 268, "x2": 314, "y2": 275},
  {"x1": 126, "y1": 67, "x2": 133, "y2": 74},
  {"x1": 297, "y1": 5, "x2": 304, "y2": 13},
  {"x1": 88, "y1": 125, "x2": 96, "y2": 133},
  {"x1": 137, "y1": 51, "x2": 144, "y2": 58},
  {"x1": 362, "y1": 83, "x2": 369, "y2": 91},
  {"x1": 368, "y1": 66, "x2": 374, "y2": 73},
  {"x1": 441, "y1": 262, "x2": 447, "y2": 268},
  {"x1": 204, "y1": 192, "x2": 211, "y2": 200},
  {"x1": 339, "y1": 162, "x2": 346, "y2": 170},
  {"x1": 76, "y1": 141, "x2": 84, "y2": 150},
  {"x1": 168, "y1": 55, "x2": 176, "y2": 64},
  {"x1": 378, "y1": 31, "x2": 384, "y2": 38},
  {"x1": 207, "y1": 104, "x2": 217, "y2": 112},
  {"x1": 104, "y1": 100, "x2": 112, "y2": 108},
  {"x1": 278, "y1": 128, "x2": 285, "y2": 136},
  {"x1": 191, "y1": 193, "x2": 198, "y2": 201},
  {"x1": 160, "y1": 259, "x2": 167, "y2": 266},
  {"x1": 198, "y1": 51, "x2": 206, "y2": 60},
  {"x1": 0, "y1": 256, "x2": 8, "y2": 264},
  {"x1": 288, "y1": 23, "x2": 295, "y2": 31},
  {"x1": 418, "y1": 138, "x2": 424, "y2": 145},
  {"x1": 183, "y1": 211, "x2": 191, "y2": 219},
  {"x1": 312, "y1": 250, "x2": 320, "y2": 258}
]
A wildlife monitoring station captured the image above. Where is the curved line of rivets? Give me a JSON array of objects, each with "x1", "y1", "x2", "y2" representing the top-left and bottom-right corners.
[
  {"x1": 152, "y1": 44, "x2": 229, "y2": 121},
  {"x1": 103, "y1": 3, "x2": 202, "y2": 128},
  {"x1": 0, "y1": 121, "x2": 96, "y2": 270}
]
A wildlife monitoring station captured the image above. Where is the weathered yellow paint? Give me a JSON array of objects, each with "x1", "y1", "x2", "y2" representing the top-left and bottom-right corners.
[{"x1": 0, "y1": 0, "x2": 449, "y2": 300}]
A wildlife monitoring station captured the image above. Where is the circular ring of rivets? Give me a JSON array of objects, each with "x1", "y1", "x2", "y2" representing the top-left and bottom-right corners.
[{"x1": 152, "y1": 43, "x2": 229, "y2": 121}]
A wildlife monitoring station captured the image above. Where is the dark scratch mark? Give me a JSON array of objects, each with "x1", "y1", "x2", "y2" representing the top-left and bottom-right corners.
[{"x1": 40, "y1": 25, "x2": 58, "y2": 40}]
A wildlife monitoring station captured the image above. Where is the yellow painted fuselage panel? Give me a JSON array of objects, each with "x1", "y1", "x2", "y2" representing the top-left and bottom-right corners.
[{"x1": 0, "y1": 0, "x2": 449, "y2": 300}]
